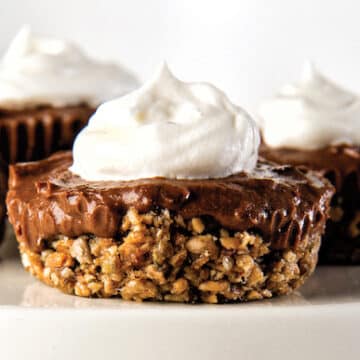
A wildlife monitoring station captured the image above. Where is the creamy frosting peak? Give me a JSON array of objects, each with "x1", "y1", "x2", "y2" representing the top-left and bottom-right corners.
[
  {"x1": 0, "y1": 26, "x2": 139, "y2": 109},
  {"x1": 258, "y1": 62, "x2": 360, "y2": 149},
  {"x1": 70, "y1": 63, "x2": 260, "y2": 181}
]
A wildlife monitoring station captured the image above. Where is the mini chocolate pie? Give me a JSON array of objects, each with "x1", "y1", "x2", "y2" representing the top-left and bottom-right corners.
[
  {"x1": 258, "y1": 63, "x2": 360, "y2": 264},
  {"x1": 261, "y1": 144, "x2": 360, "y2": 263},
  {"x1": 6, "y1": 152, "x2": 334, "y2": 303}
]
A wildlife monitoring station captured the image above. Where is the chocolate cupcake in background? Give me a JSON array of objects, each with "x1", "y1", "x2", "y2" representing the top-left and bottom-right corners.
[
  {"x1": 0, "y1": 26, "x2": 139, "y2": 243},
  {"x1": 258, "y1": 62, "x2": 360, "y2": 264},
  {"x1": 7, "y1": 64, "x2": 334, "y2": 303},
  {"x1": 0, "y1": 26, "x2": 139, "y2": 163}
]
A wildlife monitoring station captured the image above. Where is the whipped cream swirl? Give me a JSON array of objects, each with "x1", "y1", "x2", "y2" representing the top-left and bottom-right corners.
[
  {"x1": 0, "y1": 26, "x2": 139, "y2": 110},
  {"x1": 258, "y1": 62, "x2": 360, "y2": 149},
  {"x1": 71, "y1": 63, "x2": 260, "y2": 181}
]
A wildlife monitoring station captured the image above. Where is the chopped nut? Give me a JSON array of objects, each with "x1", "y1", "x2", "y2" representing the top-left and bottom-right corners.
[
  {"x1": 262, "y1": 289, "x2": 272, "y2": 298},
  {"x1": 103, "y1": 277, "x2": 117, "y2": 296},
  {"x1": 222, "y1": 256, "x2": 234, "y2": 272},
  {"x1": 191, "y1": 218, "x2": 205, "y2": 234},
  {"x1": 40, "y1": 250, "x2": 53, "y2": 262},
  {"x1": 283, "y1": 250, "x2": 297, "y2": 263},
  {"x1": 70, "y1": 237, "x2": 92, "y2": 264},
  {"x1": 171, "y1": 278, "x2": 189, "y2": 294},
  {"x1": 236, "y1": 232, "x2": 258, "y2": 247},
  {"x1": 50, "y1": 272, "x2": 60, "y2": 286},
  {"x1": 199, "y1": 280, "x2": 229, "y2": 293},
  {"x1": 152, "y1": 229, "x2": 173, "y2": 265},
  {"x1": 101, "y1": 255, "x2": 121, "y2": 275},
  {"x1": 269, "y1": 273, "x2": 285, "y2": 283},
  {"x1": 74, "y1": 282, "x2": 91, "y2": 297},
  {"x1": 127, "y1": 208, "x2": 142, "y2": 226},
  {"x1": 60, "y1": 267, "x2": 74, "y2": 279},
  {"x1": 236, "y1": 254, "x2": 254, "y2": 276},
  {"x1": 88, "y1": 282, "x2": 103, "y2": 294},
  {"x1": 247, "y1": 266, "x2": 264, "y2": 286},
  {"x1": 145, "y1": 264, "x2": 166, "y2": 285},
  {"x1": 21, "y1": 252, "x2": 31, "y2": 269},
  {"x1": 220, "y1": 237, "x2": 240, "y2": 250},
  {"x1": 121, "y1": 279, "x2": 158, "y2": 301},
  {"x1": 169, "y1": 249, "x2": 187, "y2": 268},
  {"x1": 247, "y1": 290, "x2": 262, "y2": 300},
  {"x1": 186, "y1": 235, "x2": 218, "y2": 258},
  {"x1": 45, "y1": 252, "x2": 74, "y2": 269}
]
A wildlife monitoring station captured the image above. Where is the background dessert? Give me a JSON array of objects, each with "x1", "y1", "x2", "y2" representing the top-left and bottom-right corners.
[
  {"x1": 258, "y1": 62, "x2": 360, "y2": 263},
  {"x1": 7, "y1": 65, "x2": 334, "y2": 303},
  {"x1": 0, "y1": 26, "x2": 139, "y2": 163},
  {"x1": 0, "y1": 26, "x2": 139, "y2": 243}
]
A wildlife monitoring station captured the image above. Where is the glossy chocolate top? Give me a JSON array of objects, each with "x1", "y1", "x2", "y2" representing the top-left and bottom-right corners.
[{"x1": 7, "y1": 151, "x2": 334, "y2": 252}]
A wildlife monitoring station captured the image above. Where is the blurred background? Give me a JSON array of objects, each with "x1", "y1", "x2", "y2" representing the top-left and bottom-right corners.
[{"x1": 1, "y1": 0, "x2": 359, "y2": 112}]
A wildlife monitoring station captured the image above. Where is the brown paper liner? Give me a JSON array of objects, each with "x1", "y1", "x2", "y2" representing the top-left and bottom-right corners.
[
  {"x1": 0, "y1": 105, "x2": 95, "y2": 164},
  {"x1": 0, "y1": 104, "x2": 94, "y2": 244}
]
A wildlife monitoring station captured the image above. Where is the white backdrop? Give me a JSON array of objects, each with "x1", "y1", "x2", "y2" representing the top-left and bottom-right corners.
[{"x1": 1, "y1": 0, "x2": 360, "y2": 112}]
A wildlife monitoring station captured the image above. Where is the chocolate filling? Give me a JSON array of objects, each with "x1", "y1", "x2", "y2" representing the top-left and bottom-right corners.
[{"x1": 7, "y1": 151, "x2": 334, "y2": 253}]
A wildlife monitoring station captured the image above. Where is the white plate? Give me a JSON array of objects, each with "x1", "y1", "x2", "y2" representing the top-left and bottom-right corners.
[{"x1": 0, "y1": 228, "x2": 359, "y2": 360}]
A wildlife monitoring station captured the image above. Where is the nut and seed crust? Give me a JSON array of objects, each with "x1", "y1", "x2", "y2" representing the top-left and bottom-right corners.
[{"x1": 20, "y1": 208, "x2": 321, "y2": 303}]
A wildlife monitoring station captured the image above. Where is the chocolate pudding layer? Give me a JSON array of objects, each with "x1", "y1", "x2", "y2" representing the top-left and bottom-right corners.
[
  {"x1": 261, "y1": 144, "x2": 360, "y2": 263},
  {"x1": 7, "y1": 151, "x2": 333, "y2": 303},
  {"x1": 0, "y1": 105, "x2": 94, "y2": 164}
]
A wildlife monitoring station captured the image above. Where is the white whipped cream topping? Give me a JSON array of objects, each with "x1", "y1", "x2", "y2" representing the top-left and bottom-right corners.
[
  {"x1": 70, "y1": 63, "x2": 260, "y2": 181},
  {"x1": 258, "y1": 62, "x2": 360, "y2": 149},
  {"x1": 0, "y1": 26, "x2": 139, "y2": 110}
]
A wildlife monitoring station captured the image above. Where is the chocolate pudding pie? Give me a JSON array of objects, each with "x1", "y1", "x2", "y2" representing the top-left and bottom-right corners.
[
  {"x1": 0, "y1": 27, "x2": 138, "y2": 243},
  {"x1": 7, "y1": 65, "x2": 334, "y2": 303},
  {"x1": 259, "y1": 63, "x2": 360, "y2": 263}
]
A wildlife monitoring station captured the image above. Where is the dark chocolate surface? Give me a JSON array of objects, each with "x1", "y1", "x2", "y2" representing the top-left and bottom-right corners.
[{"x1": 7, "y1": 151, "x2": 334, "y2": 253}]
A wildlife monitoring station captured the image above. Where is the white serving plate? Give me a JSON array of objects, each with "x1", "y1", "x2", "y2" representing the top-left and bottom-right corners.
[{"x1": 0, "y1": 227, "x2": 359, "y2": 360}]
